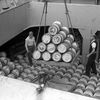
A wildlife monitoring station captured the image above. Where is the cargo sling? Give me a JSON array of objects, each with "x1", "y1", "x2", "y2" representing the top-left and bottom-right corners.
[{"x1": 36, "y1": 0, "x2": 75, "y2": 50}]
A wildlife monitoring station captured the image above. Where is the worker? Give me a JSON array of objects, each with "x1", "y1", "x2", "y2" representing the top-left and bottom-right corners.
[
  {"x1": 25, "y1": 31, "x2": 36, "y2": 66},
  {"x1": 84, "y1": 35, "x2": 97, "y2": 77}
]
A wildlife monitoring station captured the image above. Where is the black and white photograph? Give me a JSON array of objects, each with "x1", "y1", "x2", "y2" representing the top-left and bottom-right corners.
[{"x1": 0, "y1": 0, "x2": 100, "y2": 100}]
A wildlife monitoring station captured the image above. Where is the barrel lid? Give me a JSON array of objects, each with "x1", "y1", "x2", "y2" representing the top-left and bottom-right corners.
[
  {"x1": 47, "y1": 43, "x2": 56, "y2": 53},
  {"x1": 38, "y1": 42, "x2": 46, "y2": 52},
  {"x1": 42, "y1": 52, "x2": 51, "y2": 61},
  {"x1": 33, "y1": 50, "x2": 41, "y2": 60},
  {"x1": 42, "y1": 33, "x2": 51, "y2": 44}
]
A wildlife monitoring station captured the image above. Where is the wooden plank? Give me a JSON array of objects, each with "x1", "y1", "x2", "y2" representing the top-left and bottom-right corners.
[{"x1": 0, "y1": 75, "x2": 98, "y2": 100}]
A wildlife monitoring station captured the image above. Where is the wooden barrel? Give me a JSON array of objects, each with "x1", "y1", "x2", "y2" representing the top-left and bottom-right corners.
[
  {"x1": 52, "y1": 31, "x2": 66, "y2": 45},
  {"x1": 37, "y1": 42, "x2": 46, "y2": 52},
  {"x1": 48, "y1": 24, "x2": 60, "y2": 36},
  {"x1": 52, "y1": 33, "x2": 65, "y2": 45},
  {"x1": 72, "y1": 42, "x2": 79, "y2": 52},
  {"x1": 53, "y1": 21, "x2": 62, "y2": 28},
  {"x1": 52, "y1": 52, "x2": 61, "y2": 62},
  {"x1": 62, "y1": 52, "x2": 73, "y2": 63},
  {"x1": 42, "y1": 33, "x2": 51, "y2": 44},
  {"x1": 48, "y1": 25, "x2": 59, "y2": 36},
  {"x1": 69, "y1": 47, "x2": 77, "y2": 56},
  {"x1": 67, "y1": 34, "x2": 74, "y2": 41},
  {"x1": 62, "y1": 48, "x2": 76, "y2": 63},
  {"x1": 47, "y1": 43, "x2": 56, "y2": 53},
  {"x1": 57, "y1": 42, "x2": 70, "y2": 53},
  {"x1": 59, "y1": 31, "x2": 67, "y2": 39},
  {"x1": 42, "y1": 51, "x2": 51, "y2": 61},
  {"x1": 61, "y1": 26, "x2": 69, "y2": 35},
  {"x1": 52, "y1": 34, "x2": 62, "y2": 44},
  {"x1": 64, "y1": 37, "x2": 74, "y2": 47},
  {"x1": 33, "y1": 50, "x2": 41, "y2": 60}
]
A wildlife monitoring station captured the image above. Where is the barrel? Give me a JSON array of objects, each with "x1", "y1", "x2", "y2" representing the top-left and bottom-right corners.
[
  {"x1": 69, "y1": 47, "x2": 77, "y2": 56},
  {"x1": 42, "y1": 33, "x2": 51, "y2": 44},
  {"x1": 67, "y1": 34, "x2": 74, "y2": 41},
  {"x1": 64, "y1": 37, "x2": 74, "y2": 47},
  {"x1": 62, "y1": 48, "x2": 76, "y2": 63},
  {"x1": 52, "y1": 34, "x2": 61, "y2": 44},
  {"x1": 72, "y1": 42, "x2": 79, "y2": 52},
  {"x1": 61, "y1": 26, "x2": 69, "y2": 35},
  {"x1": 57, "y1": 42, "x2": 70, "y2": 53},
  {"x1": 59, "y1": 31, "x2": 67, "y2": 39},
  {"x1": 42, "y1": 51, "x2": 51, "y2": 61},
  {"x1": 52, "y1": 31, "x2": 66, "y2": 44},
  {"x1": 47, "y1": 43, "x2": 56, "y2": 53},
  {"x1": 33, "y1": 50, "x2": 41, "y2": 60},
  {"x1": 2, "y1": 66, "x2": 10, "y2": 75},
  {"x1": 62, "y1": 52, "x2": 72, "y2": 63},
  {"x1": 52, "y1": 33, "x2": 65, "y2": 45},
  {"x1": 37, "y1": 42, "x2": 46, "y2": 52},
  {"x1": 53, "y1": 21, "x2": 62, "y2": 28},
  {"x1": 12, "y1": 69, "x2": 20, "y2": 77},
  {"x1": 52, "y1": 52, "x2": 61, "y2": 62},
  {"x1": 48, "y1": 24, "x2": 60, "y2": 36}
]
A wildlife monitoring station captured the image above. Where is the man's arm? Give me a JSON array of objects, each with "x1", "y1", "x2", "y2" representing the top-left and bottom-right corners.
[
  {"x1": 87, "y1": 42, "x2": 96, "y2": 58},
  {"x1": 87, "y1": 48, "x2": 95, "y2": 58},
  {"x1": 25, "y1": 40, "x2": 28, "y2": 52}
]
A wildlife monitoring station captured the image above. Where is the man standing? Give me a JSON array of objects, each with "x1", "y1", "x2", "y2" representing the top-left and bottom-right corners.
[
  {"x1": 25, "y1": 31, "x2": 36, "y2": 66},
  {"x1": 84, "y1": 35, "x2": 97, "y2": 77}
]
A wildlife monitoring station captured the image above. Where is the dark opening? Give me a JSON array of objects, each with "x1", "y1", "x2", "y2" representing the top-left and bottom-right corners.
[
  {"x1": 69, "y1": 28, "x2": 83, "y2": 55},
  {"x1": 0, "y1": 26, "x2": 83, "y2": 60},
  {"x1": 0, "y1": 26, "x2": 49, "y2": 59}
]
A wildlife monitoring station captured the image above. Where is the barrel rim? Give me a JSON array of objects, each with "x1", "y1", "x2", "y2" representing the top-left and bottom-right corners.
[
  {"x1": 52, "y1": 52, "x2": 61, "y2": 61},
  {"x1": 42, "y1": 51, "x2": 51, "y2": 61}
]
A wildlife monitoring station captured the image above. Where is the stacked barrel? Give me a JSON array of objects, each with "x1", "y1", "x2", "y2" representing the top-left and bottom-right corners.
[{"x1": 33, "y1": 21, "x2": 79, "y2": 63}]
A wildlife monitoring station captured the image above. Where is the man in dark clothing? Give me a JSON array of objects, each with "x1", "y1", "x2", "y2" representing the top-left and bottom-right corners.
[{"x1": 84, "y1": 35, "x2": 97, "y2": 77}]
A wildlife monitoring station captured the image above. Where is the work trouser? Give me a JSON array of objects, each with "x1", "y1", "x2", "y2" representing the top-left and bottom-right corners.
[
  {"x1": 86, "y1": 53, "x2": 97, "y2": 76},
  {"x1": 27, "y1": 45, "x2": 35, "y2": 66}
]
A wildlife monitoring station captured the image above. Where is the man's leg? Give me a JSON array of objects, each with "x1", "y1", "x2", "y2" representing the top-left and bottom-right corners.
[
  {"x1": 85, "y1": 57, "x2": 92, "y2": 76},
  {"x1": 27, "y1": 52, "x2": 33, "y2": 66},
  {"x1": 31, "y1": 45, "x2": 36, "y2": 65},
  {"x1": 91, "y1": 60, "x2": 97, "y2": 75},
  {"x1": 91, "y1": 54, "x2": 97, "y2": 75},
  {"x1": 27, "y1": 46, "x2": 35, "y2": 66}
]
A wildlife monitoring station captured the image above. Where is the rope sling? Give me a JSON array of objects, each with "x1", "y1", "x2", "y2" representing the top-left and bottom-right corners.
[
  {"x1": 35, "y1": 0, "x2": 75, "y2": 49},
  {"x1": 33, "y1": 0, "x2": 76, "y2": 83}
]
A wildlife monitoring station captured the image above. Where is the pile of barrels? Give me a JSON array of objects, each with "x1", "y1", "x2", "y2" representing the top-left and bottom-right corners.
[
  {"x1": 50, "y1": 57, "x2": 84, "y2": 86},
  {"x1": 33, "y1": 21, "x2": 79, "y2": 63},
  {"x1": 74, "y1": 75, "x2": 100, "y2": 99},
  {"x1": 0, "y1": 52, "x2": 41, "y2": 82},
  {"x1": 0, "y1": 52, "x2": 100, "y2": 99}
]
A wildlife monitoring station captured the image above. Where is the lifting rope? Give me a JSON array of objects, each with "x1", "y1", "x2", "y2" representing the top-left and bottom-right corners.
[
  {"x1": 63, "y1": 0, "x2": 75, "y2": 38},
  {"x1": 36, "y1": 0, "x2": 75, "y2": 49},
  {"x1": 35, "y1": 0, "x2": 48, "y2": 49},
  {"x1": 44, "y1": 0, "x2": 48, "y2": 34}
]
